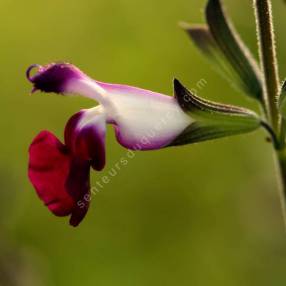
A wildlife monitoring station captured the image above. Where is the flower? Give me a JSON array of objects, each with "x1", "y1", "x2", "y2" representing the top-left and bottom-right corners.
[
  {"x1": 26, "y1": 63, "x2": 193, "y2": 226},
  {"x1": 26, "y1": 63, "x2": 260, "y2": 226}
]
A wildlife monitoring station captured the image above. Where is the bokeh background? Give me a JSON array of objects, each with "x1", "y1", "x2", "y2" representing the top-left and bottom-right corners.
[{"x1": 1, "y1": 0, "x2": 286, "y2": 285}]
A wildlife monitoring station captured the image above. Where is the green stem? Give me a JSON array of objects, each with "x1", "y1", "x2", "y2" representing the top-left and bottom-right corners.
[
  {"x1": 254, "y1": 0, "x2": 280, "y2": 132},
  {"x1": 254, "y1": 0, "x2": 286, "y2": 228},
  {"x1": 276, "y1": 151, "x2": 286, "y2": 228}
]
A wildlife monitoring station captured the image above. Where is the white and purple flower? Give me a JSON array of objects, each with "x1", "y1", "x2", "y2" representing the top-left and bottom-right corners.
[{"x1": 26, "y1": 63, "x2": 261, "y2": 226}]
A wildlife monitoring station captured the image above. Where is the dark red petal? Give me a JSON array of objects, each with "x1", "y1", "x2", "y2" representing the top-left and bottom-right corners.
[
  {"x1": 77, "y1": 127, "x2": 106, "y2": 171},
  {"x1": 66, "y1": 158, "x2": 91, "y2": 227},
  {"x1": 28, "y1": 131, "x2": 91, "y2": 226},
  {"x1": 64, "y1": 111, "x2": 84, "y2": 152},
  {"x1": 28, "y1": 131, "x2": 75, "y2": 216},
  {"x1": 64, "y1": 110, "x2": 106, "y2": 171}
]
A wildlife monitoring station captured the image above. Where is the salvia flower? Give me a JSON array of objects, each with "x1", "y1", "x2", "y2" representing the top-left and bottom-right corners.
[{"x1": 27, "y1": 63, "x2": 261, "y2": 226}]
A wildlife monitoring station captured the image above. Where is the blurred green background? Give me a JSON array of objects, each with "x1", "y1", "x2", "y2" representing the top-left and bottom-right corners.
[{"x1": 1, "y1": 0, "x2": 286, "y2": 285}]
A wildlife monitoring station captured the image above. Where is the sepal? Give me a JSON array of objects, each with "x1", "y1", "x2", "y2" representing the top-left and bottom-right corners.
[{"x1": 169, "y1": 80, "x2": 261, "y2": 146}]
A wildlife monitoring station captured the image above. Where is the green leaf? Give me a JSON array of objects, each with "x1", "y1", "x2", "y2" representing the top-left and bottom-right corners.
[
  {"x1": 169, "y1": 79, "x2": 261, "y2": 146},
  {"x1": 182, "y1": 0, "x2": 263, "y2": 100},
  {"x1": 179, "y1": 23, "x2": 217, "y2": 59},
  {"x1": 279, "y1": 81, "x2": 286, "y2": 148},
  {"x1": 181, "y1": 23, "x2": 244, "y2": 93},
  {"x1": 283, "y1": 80, "x2": 286, "y2": 92},
  {"x1": 206, "y1": 0, "x2": 263, "y2": 99},
  {"x1": 279, "y1": 80, "x2": 286, "y2": 110}
]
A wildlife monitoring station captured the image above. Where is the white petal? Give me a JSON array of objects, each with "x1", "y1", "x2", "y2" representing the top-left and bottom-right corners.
[{"x1": 97, "y1": 82, "x2": 192, "y2": 149}]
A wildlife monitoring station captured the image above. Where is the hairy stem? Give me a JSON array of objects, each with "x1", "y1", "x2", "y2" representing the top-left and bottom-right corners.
[
  {"x1": 254, "y1": 0, "x2": 286, "y2": 228},
  {"x1": 276, "y1": 151, "x2": 286, "y2": 229},
  {"x1": 254, "y1": 0, "x2": 280, "y2": 132}
]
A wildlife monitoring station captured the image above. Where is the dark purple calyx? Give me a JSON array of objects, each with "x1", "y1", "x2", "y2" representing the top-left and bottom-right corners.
[{"x1": 26, "y1": 63, "x2": 86, "y2": 94}]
